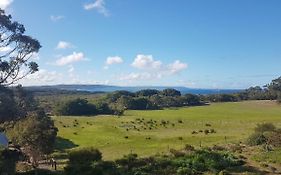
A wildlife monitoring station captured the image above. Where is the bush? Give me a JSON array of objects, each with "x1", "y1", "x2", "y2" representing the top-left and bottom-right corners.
[
  {"x1": 266, "y1": 131, "x2": 281, "y2": 147},
  {"x1": 65, "y1": 148, "x2": 108, "y2": 175},
  {"x1": 247, "y1": 123, "x2": 277, "y2": 146},
  {"x1": 68, "y1": 147, "x2": 102, "y2": 165},
  {"x1": 255, "y1": 123, "x2": 276, "y2": 133},
  {"x1": 176, "y1": 167, "x2": 193, "y2": 175},
  {"x1": 247, "y1": 132, "x2": 267, "y2": 146}
]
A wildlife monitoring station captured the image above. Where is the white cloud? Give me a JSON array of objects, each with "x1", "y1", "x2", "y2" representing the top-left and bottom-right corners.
[
  {"x1": 84, "y1": 0, "x2": 109, "y2": 16},
  {"x1": 50, "y1": 15, "x2": 64, "y2": 22},
  {"x1": 131, "y1": 54, "x2": 162, "y2": 70},
  {"x1": 27, "y1": 70, "x2": 59, "y2": 82},
  {"x1": 106, "y1": 56, "x2": 123, "y2": 65},
  {"x1": 168, "y1": 60, "x2": 188, "y2": 74},
  {"x1": 0, "y1": 0, "x2": 13, "y2": 10},
  {"x1": 121, "y1": 54, "x2": 188, "y2": 82},
  {"x1": 120, "y1": 72, "x2": 153, "y2": 81},
  {"x1": 68, "y1": 65, "x2": 74, "y2": 73},
  {"x1": 19, "y1": 69, "x2": 63, "y2": 85},
  {"x1": 56, "y1": 41, "x2": 73, "y2": 49},
  {"x1": 55, "y1": 52, "x2": 85, "y2": 66},
  {"x1": 0, "y1": 46, "x2": 12, "y2": 52},
  {"x1": 119, "y1": 72, "x2": 164, "y2": 81},
  {"x1": 131, "y1": 54, "x2": 187, "y2": 74}
]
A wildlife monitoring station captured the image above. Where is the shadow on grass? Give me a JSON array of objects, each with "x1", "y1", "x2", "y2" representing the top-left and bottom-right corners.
[{"x1": 54, "y1": 137, "x2": 78, "y2": 151}]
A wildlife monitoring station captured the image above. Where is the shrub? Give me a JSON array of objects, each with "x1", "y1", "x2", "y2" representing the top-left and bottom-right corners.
[
  {"x1": 90, "y1": 161, "x2": 119, "y2": 175},
  {"x1": 68, "y1": 147, "x2": 102, "y2": 165},
  {"x1": 176, "y1": 167, "x2": 193, "y2": 175},
  {"x1": 255, "y1": 123, "x2": 276, "y2": 133},
  {"x1": 264, "y1": 131, "x2": 281, "y2": 147},
  {"x1": 65, "y1": 148, "x2": 120, "y2": 175},
  {"x1": 247, "y1": 132, "x2": 267, "y2": 146},
  {"x1": 247, "y1": 123, "x2": 280, "y2": 146}
]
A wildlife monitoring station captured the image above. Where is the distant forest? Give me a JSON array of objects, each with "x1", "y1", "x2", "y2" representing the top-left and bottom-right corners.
[{"x1": 28, "y1": 77, "x2": 281, "y2": 116}]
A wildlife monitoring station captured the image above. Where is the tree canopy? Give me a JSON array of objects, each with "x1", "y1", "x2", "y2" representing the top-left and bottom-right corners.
[
  {"x1": 0, "y1": 9, "x2": 41, "y2": 85},
  {"x1": 268, "y1": 77, "x2": 281, "y2": 102}
]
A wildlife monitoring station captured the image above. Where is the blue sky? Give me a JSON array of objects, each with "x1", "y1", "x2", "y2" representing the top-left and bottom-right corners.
[{"x1": 1, "y1": 0, "x2": 281, "y2": 88}]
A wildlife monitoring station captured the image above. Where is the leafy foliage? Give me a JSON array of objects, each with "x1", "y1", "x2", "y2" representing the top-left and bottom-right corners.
[
  {"x1": 254, "y1": 123, "x2": 276, "y2": 133},
  {"x1": 64, "y1": 147, "x2": 242, "y2": 175},
  {"x1": 0, "y1": 9, "x2": 41, "y2": 85},
  {"x1": 0, "y1": 86, "x2": 17, "y2": 123},
  {"x1": 162, "y1": 88, "x2": 181, "y2": 97},
  {"x1": 65, "y1": 147, "x2": 116, "y2": 175},
  {"x1": 53, "y1": 88, "x2": 205, "y2": 116},
  {"x1": 55, "y1": 98, "x2": 97, "y2": 116},
  {"x1": 268, "y1": 76, "x2": 281, "y2": 102},
  {"x1": 7, "y1": 110, "x2": 58, "y2": 154},
  {"x1": 0, "y1": 85, "x2": 38, "y2": 123},
  {"x1": 247, "y1": 123, "x2": 281, "y2": 147}
]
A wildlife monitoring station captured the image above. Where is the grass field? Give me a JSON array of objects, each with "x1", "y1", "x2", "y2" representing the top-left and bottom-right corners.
[{"x1": 53, "y1": 100, "x2": 281, "y2": 160}]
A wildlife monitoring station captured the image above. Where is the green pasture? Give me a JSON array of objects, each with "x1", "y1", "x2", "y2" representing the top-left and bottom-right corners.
[{"x1": 53, "y1": 100, "x2": 281, "y2": 160}]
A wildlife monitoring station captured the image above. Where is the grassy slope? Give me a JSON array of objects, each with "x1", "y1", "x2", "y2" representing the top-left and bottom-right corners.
[{"x1": 53, "y1": 100, "x2": 281, "y2": 160}]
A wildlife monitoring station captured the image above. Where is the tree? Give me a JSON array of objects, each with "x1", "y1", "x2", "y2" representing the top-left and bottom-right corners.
[
  {"x1": 6, "y1": 110, "x2": 58, "y2": 155},
  {"x1": 106, "y1": 91, "x2": 135, "y2": 103},
  {"x1": 95, "y1": 102, "x2": 112, "y2": 114},
  {"x1": 0, "y1": 86, "x2": 17, "y2": 123},
  {"x1": 55, "y1": 98, "x2": 97, "y2": 116},
  {"x1": 0, "y1": 9, "x2": 41, "y2": 85},
  {"x1": 115, "y1": 96, "x2": 134, "y2": 110},
  {"x1": 135, "y1": 89, "x2": 160, "y2": 97},
  {"x1": 0, "y1": 85, "x2": 39, "y2": 123},
  {"x1": 130, "y1": 97, "x2": 155, "y2": 110},
  {"x1": 268, "y1": 76, "x2": 281, "y2": 102},
  {"x1": 184, "y1": 94, "x2": 201, "y2": 106},
  {"x1": 162, "y1": 89, "x2": 181, "y2": 97}
]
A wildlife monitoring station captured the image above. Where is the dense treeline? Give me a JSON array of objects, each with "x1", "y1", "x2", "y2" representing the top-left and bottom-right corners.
[
  {"x1": 204, "y1": 77, "x2": 281, "y2": 102},
  {"x1": 53, "y1": 89, "x2": 203, "y2": 116},
  {"x1": 52, "y1": 77, "x2": 281, "y2": 116}
]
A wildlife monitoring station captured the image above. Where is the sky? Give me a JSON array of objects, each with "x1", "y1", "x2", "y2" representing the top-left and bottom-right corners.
[{"x1": 1, "y1": 0, "x2": 281, "y2": 89}]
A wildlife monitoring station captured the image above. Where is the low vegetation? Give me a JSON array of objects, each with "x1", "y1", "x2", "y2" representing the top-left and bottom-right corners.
[{"x1": 63, "y1": 146, "x2": 243, "y2": 175}]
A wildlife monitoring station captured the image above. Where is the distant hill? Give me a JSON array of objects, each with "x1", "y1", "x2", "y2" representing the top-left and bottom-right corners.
[{"x1": 25, "y1": 84, "x2": 243, "y2": 95}]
